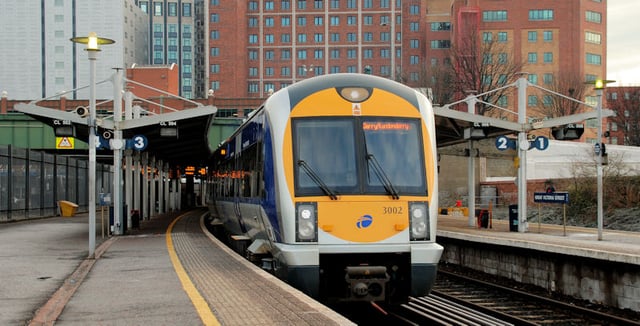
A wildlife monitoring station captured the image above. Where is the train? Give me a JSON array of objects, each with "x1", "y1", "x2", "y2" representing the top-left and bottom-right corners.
[{"x1": 206, "y1": 73, "x2": 443, "y2": 304}]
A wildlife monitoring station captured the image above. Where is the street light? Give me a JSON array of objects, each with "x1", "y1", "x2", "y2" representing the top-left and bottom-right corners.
[
  {"x1": 70, "y1": 32, "x2": 115, "y2": 258},
  {"x1": 590, "y1": 79, "x2": 614, "y2": 241}
]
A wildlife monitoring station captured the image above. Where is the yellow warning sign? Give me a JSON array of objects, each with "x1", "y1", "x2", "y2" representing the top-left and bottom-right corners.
[{"x1": 56, "y1": 137, "x2": 75, "y2": 149}]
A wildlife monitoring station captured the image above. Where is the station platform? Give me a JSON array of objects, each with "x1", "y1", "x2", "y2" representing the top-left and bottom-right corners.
[
  {"x1": 0, "y1": 210, "x2": 354, "y2": 326},
  {"x1": 437, "y1": 214, "x2": 640, "y2": 265}
]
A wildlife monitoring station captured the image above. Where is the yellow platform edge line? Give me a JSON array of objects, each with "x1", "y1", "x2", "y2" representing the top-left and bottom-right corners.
[{"x1": 166, "y1": 213, "x2": 221, "y2": 326}]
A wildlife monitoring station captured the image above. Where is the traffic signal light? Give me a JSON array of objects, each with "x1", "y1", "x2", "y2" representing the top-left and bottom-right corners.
[
  {"x1": 363, "y1": 65, "x2": 372, "y2": 75},
  {"x1": 551, "y1": 123, "x2": 584, "y2": 140}
]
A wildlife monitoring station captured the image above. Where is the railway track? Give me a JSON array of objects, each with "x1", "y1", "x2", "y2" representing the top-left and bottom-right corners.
[{"x1": 397, "y1": 269, "x2": 640, "y2": 325}]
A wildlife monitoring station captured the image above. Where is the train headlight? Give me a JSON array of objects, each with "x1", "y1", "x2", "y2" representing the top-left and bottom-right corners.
[
  {"x1": 409, "y1": 202, "x2": 429, "y2": 241},
  {"x1": 296, "y1": 203, "x2": 317, "y2": 242}
]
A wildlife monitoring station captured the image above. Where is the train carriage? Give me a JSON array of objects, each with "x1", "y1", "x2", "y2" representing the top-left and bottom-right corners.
[{"x1": 208, "y1": 73, "x2": 443, "y2": 303}]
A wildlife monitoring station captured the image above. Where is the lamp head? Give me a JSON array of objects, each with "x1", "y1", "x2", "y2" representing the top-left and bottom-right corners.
[{"x1": 70, "y1": 32, "x2": 115, "y2": 51}]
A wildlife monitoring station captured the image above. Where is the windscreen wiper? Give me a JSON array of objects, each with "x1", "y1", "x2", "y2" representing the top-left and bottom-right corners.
[
  {"x1": 366, "y1": 154, "x2": 400, "y2": 200},
  {"x1": 297, "y1": 160, "x2": 338, "y2": 200}
]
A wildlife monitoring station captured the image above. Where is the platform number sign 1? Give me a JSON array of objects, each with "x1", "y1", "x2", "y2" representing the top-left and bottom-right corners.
[{"x1": 533, "y1": 136, "x2": 549, "y2": 150}]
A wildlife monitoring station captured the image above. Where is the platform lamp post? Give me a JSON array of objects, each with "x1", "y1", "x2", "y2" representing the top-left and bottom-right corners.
[
  {"x1": 591, "y1": 79, "x2": 614, "y2": 241},
  {"x1": 70, "y1": 32, "x2": 115, "y2": 258}
]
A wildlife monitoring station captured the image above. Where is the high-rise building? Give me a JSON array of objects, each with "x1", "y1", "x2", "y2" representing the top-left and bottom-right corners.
[
  {"x1": 135, "y1": 0, "x2": 205, "y2": 99},
  {"x1": 0, "y1": 0, "x2": 148, "y2": 100},
  {"x1": 207, "y1": 0, "x2": 607, "y2": 108},
  {"x1": 207, "y1": 0, "x2": 429, "y2": 98}
]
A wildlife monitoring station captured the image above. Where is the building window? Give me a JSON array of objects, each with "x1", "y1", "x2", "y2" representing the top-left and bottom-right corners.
[
  {"x1": 347, "y1": 16, "x2": 357, "y2": 25},
  {"x1": 331, "y1": 49, "x2": 340, "y2": 58},
  {"x1": 315, "y1": 33, "x2": 323, "y2": 42},
  {"x1": 182, "y1": 3, "x2": 191, "y2": 16},
  {"x1": 586, "y1": 53, "x2": 602, "y2": 65},
  {"x1": 249, "y1": 34, "x2": 258, "y2": 43},
  {"x1": 380, "y1": 48, "x2": 390, "y2": 58},
  {"x1": 211, "y1": 47, "x2": 219, "y2": 56},
  {"x1": 248, "y1": 50, "x2": 258, "y2": 60},
  {"x1": 154, "y1": 2, "x2": 162, "y2": 15},
  {"x1": 281, "y1": 0, "x2": 290, "y2": 9},
  {"x1": 430, "y1": 22, "x2": 451, "y2": 31},
  {"x1": 528, "y1": 74, "x2": 538, "y2": 84},
  {"x1": 347, "y1": 49, "x2": 357, "y2": 58},
  {"x1": 330, "y1": 33, "x2": 340, "y2": 42},
  {"x1": 483, "y1": 10, "x2": 507, "y2": 22},
  {"x1": 364, "y1": 32, "x2": 373, "y2": 42},
  {"x1": 586, "y1": 11, "x2": 602, "y2": 23},
  {"x1": 265, "y1": 67, "x2": 274, "y2": 76},
  {"x1": 347, "y1": 33, "x2": 357, "y2": 42},
  {"x1": 249, "y1": 67, "x2": 258, "y2": 76},
  {"x1": 543, "y1": 73, "x2": 553, "y2": 84},
  {"x1": 265, "y1": 34, "x2": 274, "y2": 43},
  {"x1": 265, "y1": 1, "x2": 274, "y2": 10},
  {"x1": 411, "y1": 22, "x2": 420, "y2": 31},
  {"x1": 543, "y1": 52, "x2": 553, "y2": 63},
  {"x1": 281, "y1": 16, "x2": 290, "y2": 26},
  {"x1": 281, "y1": 34, "x2": 291, "y2": 43},
  {"x1": 409, "y1": 5, "x2": 419, "y2": 15},
  {"x1": 330, "y1": 16, "x2": 339, "y2": 26},
  {"x1": 314, "y1": 16, "x2": 323, "y2": 26},
  {"x1": 297, "y1": 0, "x2": 306, "y2": 10},
  {"x1": 410, "y1": 56, "x2": 419, "y2": 65},
  {"x1": 249, "y1": 17, "x2": 258, "y2": 27},
  {"x1": 265, "y1": 17, "x2": 274, "y2": 27},
  {"x1": 528, "y1": 52, "x2": 538, "y2": 63},
  {"x1": 297, "y1": 17, "x2": 306, "y2": 26},
  {"x1": 281, "y1": 49, "x2": 291, "y2": 59},
  {"x1": 430, "y1": 40, "x2": 451, "y2": 49},
  {"x1": 168, "y1": 2, "x2": 177, "y2": 16},
  {"x1": 498, "y1": 32, "x2": 507, "y2": 42},
  {"x1": 248, "y1": 83, "x2": 259, "y2": 93},
  {"x1": 211, "y1": 13, "x2": 219, "y2": 22},
  {"x1": 265, "y1": 50, "x2": 274, "y2": 60},
  {"x1": 297, "y1": 50, "x2": 307, "y2": 59},
  {"x1": 281, "y1": 67, "x2": 291, "y2": 76},
  {"x1": 331, "y1": 0, "x2": 340, "y2": 9},
  {"x1": 314, "y1": 49, "x2": 323, "y2": 59},
  {"x1": 585, "y1": 31, "x2": 601, "y2": 44},
  {"x1": 528, "y1": 31, "x2": 537, "y2": 42},
  {"x1": 483, "y1": 32, "x2": 492, "y2": 43},
  {"x1": 314, "y1": 0, "x2": 323, "y2": 9},
  {"x1": 298, "y1": 34, "x2": 307, "y2": 43},
  {"x1": 347, "y1": 0, "x2": 356, "y2": 9},
  {"x1": 210, "y1": 31, "x2": 219, "y2": 40},
  {"x1": 543, "y1": 31, "x2": 553, "y2": 42},
  {"x1": 528, "y1": 95, "x2": 538, "y2": 106},
  {"x1": 410, "y1": 39, "x2": 419, "y2": 48},
  {"x1": 529, "y1": 9, "x2": 553, "y2": 21},
  {"x1": 363, "y1": 16, "x2": 373, "y2": 25},
  {"x1": 543, "y1": 95, "x2": 552, "y2": 106},
  {"x1": 211, "y1": 64, "x2": 220, "y2": 73}
]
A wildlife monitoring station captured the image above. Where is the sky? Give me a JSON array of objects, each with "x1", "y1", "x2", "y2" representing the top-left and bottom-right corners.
[{"x1": 607, "y1": 0, "x2": 640, "y2": 85}]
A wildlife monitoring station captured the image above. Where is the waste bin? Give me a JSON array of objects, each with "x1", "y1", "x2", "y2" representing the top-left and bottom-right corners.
[
  {"x1": 59, "y1": 200, "x2": 79, "y2": 217},
  {"x1": 131, "y1": 210, "x2": 140, "y2": 229},
  {"x1": 475, "y1": 209, "x2": 489, "y2": 228},
  {"x1": 508, "y1": 204, "x2": 518, "y2": 232}
]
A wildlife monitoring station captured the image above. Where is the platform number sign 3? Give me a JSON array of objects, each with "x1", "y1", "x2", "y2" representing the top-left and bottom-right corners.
[{"x1": 131, "y1": 135, "x2": 148, "y2": 151}]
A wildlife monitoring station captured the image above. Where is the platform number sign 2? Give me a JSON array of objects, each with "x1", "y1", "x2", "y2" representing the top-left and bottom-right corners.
[{"x1": 495, "y1": 135, "x2": 514, "y2": 151}]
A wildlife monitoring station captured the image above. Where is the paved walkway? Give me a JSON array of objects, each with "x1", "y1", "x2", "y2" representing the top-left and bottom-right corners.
[{"x1": 0, "y1": 211, "x2": 353, "y2": 325}]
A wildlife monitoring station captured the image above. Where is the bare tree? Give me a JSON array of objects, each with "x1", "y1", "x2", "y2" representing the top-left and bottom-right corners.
[
  {"x1": 532, "y1": 72, "x2": 588, "y2": 118},
  {"x1": 609, "y1": 87, "x2": 640, "y2": 146},
  {"x1": 417, "y1": 61, "x2": 456, "y2": 106},
  {"x1": 446, "y1": 30, "x2": 525, "y2": 116}
]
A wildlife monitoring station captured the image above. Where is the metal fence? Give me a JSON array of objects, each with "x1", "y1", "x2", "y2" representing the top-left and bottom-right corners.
[{"x1": 0, "y1": 145, "x2": 113, "y2": 222}]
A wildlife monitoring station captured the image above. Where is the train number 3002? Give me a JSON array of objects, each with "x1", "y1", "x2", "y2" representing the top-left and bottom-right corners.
[{"x1": 383, "y1": 206, "x2": 403, "y2": 214}]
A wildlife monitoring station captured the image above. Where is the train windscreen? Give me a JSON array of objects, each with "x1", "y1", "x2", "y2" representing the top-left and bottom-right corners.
[{"x1": 293, "y1": 117, "x2": 427, "y2": 197}]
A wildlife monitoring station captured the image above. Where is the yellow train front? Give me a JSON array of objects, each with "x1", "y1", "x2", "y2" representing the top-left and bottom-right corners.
[{"x1": 209, "y1": 73, "x2": 443, "y2": 304}]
